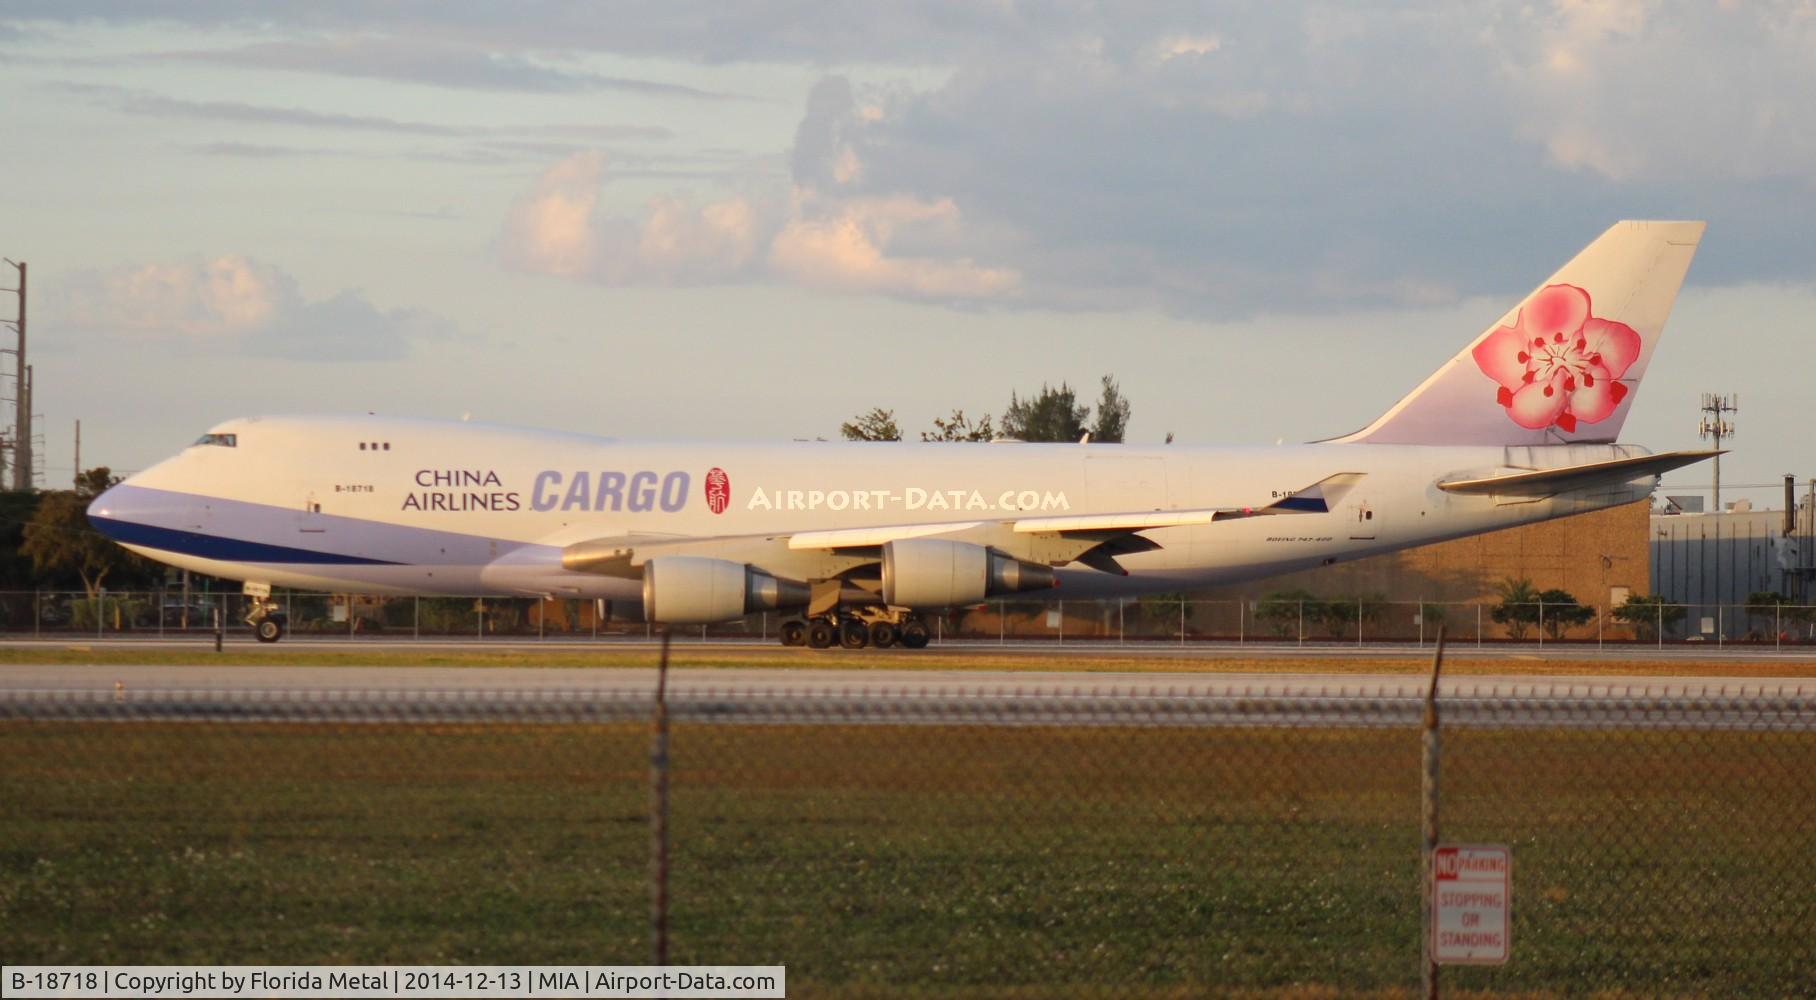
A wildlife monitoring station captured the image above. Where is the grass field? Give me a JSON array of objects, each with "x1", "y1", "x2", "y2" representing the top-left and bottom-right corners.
[
  {"x1": 3, "y1": 717, "x2": 1811, "y2": 996},
  {"x1": 2, "y1": 643, "x2": 1814, "y2": 676}
]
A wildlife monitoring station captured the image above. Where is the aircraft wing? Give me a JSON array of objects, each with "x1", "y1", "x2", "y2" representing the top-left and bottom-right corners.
[
  {"x1": 1437, "y1": 450, "x2": 1719, "y2": 496},
  {"x1": 1012, "y1": 472, "x2": 1366, "y2": 533},
  {"x1": 562, "y1": 473, "x2": 1364, "y2": 581},
  {"x1": 783, "y1": 472, "x2": 1364, "y2": 575}
]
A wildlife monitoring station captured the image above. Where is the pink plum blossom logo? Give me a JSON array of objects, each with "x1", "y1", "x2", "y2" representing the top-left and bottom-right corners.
[{"x1": 1471, "y1": 283, "x2": 1641, "y2": 433}]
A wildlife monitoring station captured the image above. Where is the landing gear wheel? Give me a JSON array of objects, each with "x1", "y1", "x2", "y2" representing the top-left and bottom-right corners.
[
  {"x1": 839, "y1": 619, "x2": 870, "y2": 649},
  {"x1": 255, "y1": 618, "x2": 284, "y2": 643},
  {"x1": 780, "y1": 620, "x2": 808, "y2": 647},
  {"x1": 807, "y1": 619, "x2": 836, "y2": 649},
  {"x1": 869, "y1": 621, "x2": 898, "y2": 648},
  {"x1": 899, "y1": 620, "x2": 931, "y2": 649}
]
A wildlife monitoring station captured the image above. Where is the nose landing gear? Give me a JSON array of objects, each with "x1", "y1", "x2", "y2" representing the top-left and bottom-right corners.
[{"x1": 245, "y1": 599, "x2": 289, "y2": 643}]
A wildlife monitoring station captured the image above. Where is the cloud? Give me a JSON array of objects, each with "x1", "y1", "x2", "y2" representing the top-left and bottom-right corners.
[
  {"x1": 770, "y1": 196, "x2": 1018, "y2": 299},
  {"x1": 185, "y1": 141, "x2": 334, "y2": 158},
  {"x1": 151, "y1": 37, "x2": 749, "y2": 100},
  {"x1": 51, "y1": 81, "x2": 463, "y2": 135},
  {"x1": 49, "y1": 256, "x2": 457, "y2": 361},
  {"x1": 24, "y1": 3, "x2": 1816, "y2": 310},
  {"x1": 1495, "y1": 2, "x2": 1816, "y2": 184},
  {"x1": 495, "y1": 151, "x2": 1014, "y2": 301}
]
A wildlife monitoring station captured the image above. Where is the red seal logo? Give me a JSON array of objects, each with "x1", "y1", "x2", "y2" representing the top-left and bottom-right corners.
[{"x1": 705, "y1": 467, "x2": 730, "y2": 514}]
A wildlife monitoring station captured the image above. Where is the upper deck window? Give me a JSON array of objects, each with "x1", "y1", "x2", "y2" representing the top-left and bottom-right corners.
[{"x1": 193, "y1": 433, "x2": 237, "y2": 448}]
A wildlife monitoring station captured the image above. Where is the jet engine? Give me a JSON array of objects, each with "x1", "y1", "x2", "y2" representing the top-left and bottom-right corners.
[
  {"x1": 642, "y1": 556, "x2": 810, "y2": 624},
  {"x1": 880, "y1": 539, "x2": 1056, "y2": 609}
]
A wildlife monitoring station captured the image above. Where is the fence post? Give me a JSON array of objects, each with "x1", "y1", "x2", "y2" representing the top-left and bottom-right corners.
[
  {"x1": 1597, "y1": 604, "x2": 1603, "y2": 649},
  {"x1": 1776, "y1": 604, "x2": 1782, "y2": 652},
  {"x1": 1118, "y1": 598, "x2": 1125, "y2": 646},
  {"x1": 1421, "y1": 627, "x2": 1446, "y2": 1000},
  {"x1": 34, "y1": 589, "x2": 40, "y2": 639},
  {"x1": 1717, "y1": 605, "x2": 1724, "y2": 648},
  {"x1": 1179, "y1": 598, "x2": 1186, "y2": 646},
  {"x1": 1476, "y1": 603, "x2": 1482, "y2": 648},
  {"x1": 1356, "y1": 597, "x2": 1363, "y2": 647},
  {"x1": 1238, "y1": 599, "x2": 1244, "y2": 645},
  {"x1": 1657, "y1": 602, "x2": 1663, "y2": 650},
  {"x1": 414, "y1": 596, "x2": 420, "y2": 641},
  {"x1": 999, "y1": 601, "x2": 1005, "y2": 645},
  {"x1": 1417, "y1": 601, "x2": 1424, "y2": 648},
  {"x1": 1297, "y1": 600, "x2": 1304, "y2": 647},
  {"x1": 1537, "y1": 600, "x2": 1544, "y2": 650},
  {"x1": 213, "y1": 606, "x2": 223, "y2": 653},
  {"x1": 158, "y1": 585, "x2": 165, "y2": 639},
  {"x1": 649, "y1": 629, "x2": 671, "y2": 966},
  {"x1": 1058, "y1": 598, "x2": 1064, "y2": 646}
]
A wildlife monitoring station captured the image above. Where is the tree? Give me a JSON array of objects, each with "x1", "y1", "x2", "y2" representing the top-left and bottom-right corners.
[
  {"x1": 1090, "y1": 375, "x2": 1132, "y2": 443},
  {"x1": 1255, "y1": 589, "x2": 1318, "y2": 638},
  {"x1": 1536, "y1": 588, "x2": 1593, "y2": 639},
  {"x1": 1745, "y1": 591, "x2": 1815, "y2": 635},
  {"x1": 0, "y1": 490, "x2": 45, "y2": 589},
  {"x1": 843, "y1": 373, "x2": 1136, "y2": 443},
  {"x1": 922, "y1": 409, "x2": 994, "y2": 442},
  {"x1": 1612, "y1": 594, "x2": 1685, "y2": 641},
  {"x1": 1001, "y1": 382, "x2": 1090, "y2": 442},
  {"x1": 1490, "y1": 577, "x2": 1541, "y2": 640},
  {"x1": 22, "y1": 467, "x2": 153, "y2": 599},
  {"x1": 839, "y1": 408, "x2": 902, "y2": 442}
]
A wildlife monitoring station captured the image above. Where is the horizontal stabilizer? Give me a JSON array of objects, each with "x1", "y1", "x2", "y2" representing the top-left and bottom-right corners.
[{"x1": 1437, "y1": 449, "x2": 1719, "y2": 496}]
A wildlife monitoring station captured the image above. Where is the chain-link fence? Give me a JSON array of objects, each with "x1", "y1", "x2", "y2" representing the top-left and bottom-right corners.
[
  {"x1": 3, "y1": 589, "x2": 1813, "y2": 648},
  {"x1": 3, "y1": 679, "x2": 1812, "y2": 995}
]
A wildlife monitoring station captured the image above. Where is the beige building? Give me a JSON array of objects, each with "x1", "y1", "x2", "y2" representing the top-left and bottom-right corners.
[{"x1": 1204, "y1": 500, "x2": 1651, "y2": 609}]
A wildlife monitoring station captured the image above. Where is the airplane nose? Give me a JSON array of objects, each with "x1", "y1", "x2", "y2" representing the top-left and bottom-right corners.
[{"x1": 87, "y1": 483, "x2": 130, "y2": 542}]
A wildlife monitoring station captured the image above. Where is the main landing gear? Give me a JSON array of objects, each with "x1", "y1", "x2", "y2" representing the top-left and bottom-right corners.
[
  {"x1": 245, "y1": 599, "x2": 289, "y2": 643},
  {"x1": 780, "y1": 608, "x2": 931, "y2": 650}
]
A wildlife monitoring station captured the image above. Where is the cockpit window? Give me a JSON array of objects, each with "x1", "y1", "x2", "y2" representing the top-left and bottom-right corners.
[{"x1": 193, "y1": 433, "x2": 238, "y2": 448}]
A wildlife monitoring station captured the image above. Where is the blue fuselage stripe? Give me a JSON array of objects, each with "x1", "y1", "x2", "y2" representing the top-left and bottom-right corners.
[{"x1": 96, "y1": 518, "x2": 401, "y2": 566}]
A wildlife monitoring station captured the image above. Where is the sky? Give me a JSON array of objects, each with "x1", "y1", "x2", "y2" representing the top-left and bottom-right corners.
[{"x1": 0, "y1": 1, "x2": 1811, "y2": 508}]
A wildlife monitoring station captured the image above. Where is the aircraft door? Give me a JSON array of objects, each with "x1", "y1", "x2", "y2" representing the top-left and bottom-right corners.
[
  {"x1": 298, "y1": 491, "x2": 326, "y2": 537},
  {"x1": 1343, "y1": 492, "x2": 1380, "y2": 541}
]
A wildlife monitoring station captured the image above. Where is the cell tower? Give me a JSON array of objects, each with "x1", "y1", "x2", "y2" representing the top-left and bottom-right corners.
[
  {"x1": 1, "y1": 258, "x2": 29, "y2": 490},
  {"x1": 1698, "y1": 392, "x2": 1737, "y2": 511}
]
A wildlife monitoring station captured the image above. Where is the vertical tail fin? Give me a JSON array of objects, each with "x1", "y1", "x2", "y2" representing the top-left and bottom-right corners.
[{"x1": 1332, "y1": 220, "x2": 1704, "y2": 446}]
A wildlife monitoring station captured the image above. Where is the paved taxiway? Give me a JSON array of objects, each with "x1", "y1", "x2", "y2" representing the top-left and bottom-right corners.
[
  {"x1": 5, "y1": 635, "x2": 1816, "y2": 664},
  {"x1": 4, "y1": 663, "x2": 1811, "y2": 729}
]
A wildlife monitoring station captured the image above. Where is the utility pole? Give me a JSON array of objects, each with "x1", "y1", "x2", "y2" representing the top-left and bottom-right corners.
[
  {"x1": 1697, "y1": 393, "x2": 1736, "y2": 512},
  {"x1": 74, "y1": 419, "x2": 80, "y2": 482},
  {"x1": 2, "y1": 259, "x2": 27, "y2": 491}
]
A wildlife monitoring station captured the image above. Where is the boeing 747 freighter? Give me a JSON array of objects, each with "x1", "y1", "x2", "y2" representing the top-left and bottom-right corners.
[{"x1": 89, "y1": 221, "x2": 1715, "y2": 647}]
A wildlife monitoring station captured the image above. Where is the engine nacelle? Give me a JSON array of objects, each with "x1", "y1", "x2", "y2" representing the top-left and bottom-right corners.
[
  {"x1": 880, "y1": 539, "x2": 1056, "y2": 609},
  {"x1": 642, "y1": 556, "x2": 810, "y2": 624}
]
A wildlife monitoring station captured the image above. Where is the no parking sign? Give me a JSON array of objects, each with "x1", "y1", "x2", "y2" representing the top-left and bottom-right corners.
[{"x1": 1431, "y1": 844, "x2": 1510, "y2": 965}]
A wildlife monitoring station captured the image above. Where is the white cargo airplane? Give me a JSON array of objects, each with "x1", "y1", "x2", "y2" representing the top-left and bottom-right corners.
[{"x1": 91, "y1": 221, "x2": 1714, "y2": 647}]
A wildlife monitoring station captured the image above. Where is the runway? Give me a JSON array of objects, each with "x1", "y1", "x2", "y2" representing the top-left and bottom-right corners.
[
  {"x1": 4, "y1": 663, "x2": 1812, "y2": 729},
  {"x1": 5, "y1": 635, "x2": 1816, "y2": 663}
]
